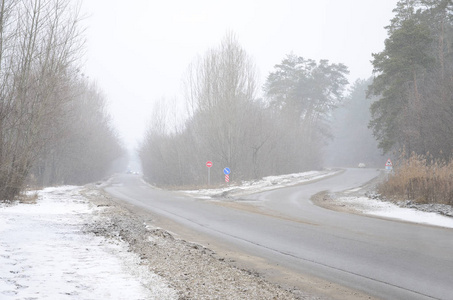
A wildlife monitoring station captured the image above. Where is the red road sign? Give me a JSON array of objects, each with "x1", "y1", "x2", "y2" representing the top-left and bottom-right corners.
[
  {"x1": 206, "y1": 161, "x2": 213, "y2": 168},
  {"x1": 225, "y1": 174, "x2": 229, "y2": 182}
]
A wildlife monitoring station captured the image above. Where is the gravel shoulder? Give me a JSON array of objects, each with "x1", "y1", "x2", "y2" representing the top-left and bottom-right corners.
[
  {"x1": 90, "y1": 169, "x2": 451, "y2": 300},
  {"x1": 82, "y1": 186, "x2": 317, "y2": 300},
  {"x1": 87, "y1": 174, "x2": 380, "y2": 300}
]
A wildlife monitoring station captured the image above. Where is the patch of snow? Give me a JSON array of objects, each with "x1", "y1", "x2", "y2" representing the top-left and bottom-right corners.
[
  {"x1": 182, "y1": 168, "x2": 453, "y2": 229},
  {"x1": 337, "y1": 196, "x2": 453, "y2": 229},
  {"x1": 344, "y1": 187, "x2": 361, "y2": 193},
  {"x1": 184, "y1": 169, "x2": 340, "y2": 198},
  {"x1": 0, "y1": 186, "x2": 176, "y2": 300}
]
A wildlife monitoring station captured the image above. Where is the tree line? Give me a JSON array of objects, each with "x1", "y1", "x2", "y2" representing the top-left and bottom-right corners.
[
  {"x1": 324, "y1": 78, "x2": 385, "y2": 168},
  {"x1": 368, "y1": 0, "x2": 453, "y2": 159},
  {"x1": 141, "y1": 0, "x2": 453, "y2": 187},
  {"x1": 139, "y1": 34, "x2": 349, "y2": 186},
  {"x1": 369, "y1": 0, "x2": 453, "y2": 205},
  {"x1": 0, "y1": 0, "x2": 123, "y2": 200}
]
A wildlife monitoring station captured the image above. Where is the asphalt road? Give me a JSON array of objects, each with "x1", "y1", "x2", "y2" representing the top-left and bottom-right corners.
[{"x1": 105, "y1": 169, "x2": 453, "y2": 300}]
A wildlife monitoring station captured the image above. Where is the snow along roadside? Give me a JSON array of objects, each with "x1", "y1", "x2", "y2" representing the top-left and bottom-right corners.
[
  {"x1": 334, "y1": 193, "x2": 453, "y2": 228},
  {"x1": 181, "y1": 169, "x2": 341, "y2": 199},
  {"x1": 182, "y1": 168, "x2": 453, "y2": 229},
  {"x1": 315, "y1": 173, "x2": 453, "y2": 229},
  {"x1": 1, "y1": 184, "x2": 311, "y2": 299},
  {"x1": 0, "y1": 186, "x2": 177, "y2": 300}
]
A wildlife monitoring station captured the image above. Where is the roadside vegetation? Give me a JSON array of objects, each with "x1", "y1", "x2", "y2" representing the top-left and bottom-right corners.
[
  {"x1": 368, "y1": 1, "x2": 453, "y2": 159},
  {"x1": 379, "y1": 151, "x2": 453, "y2": 205},
  {"x1": 139, "y1": 33, "x2": 349, "y2": 186},
  {"x1": 370, "y1": 1, "x2": 453, "y2": 206},
  {"x1": 0, "y1": 0, "x2": 124, "y2": 201},
  {"x1": 139, "y1": 0, "x2": 453, "y2": 203}
]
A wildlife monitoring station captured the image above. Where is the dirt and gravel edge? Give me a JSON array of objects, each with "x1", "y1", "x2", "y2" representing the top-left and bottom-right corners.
[
  {"x1": 80, "y1": 186, "x2": 320, "y2": 300},
  {"x1": 83, "y1": 169, "x2": 453, "y2": 300}
]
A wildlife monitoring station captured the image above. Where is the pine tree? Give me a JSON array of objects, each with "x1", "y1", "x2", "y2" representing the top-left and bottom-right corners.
[{"x1": 368, "y1": 0, "x2": 453, "y2": 157}]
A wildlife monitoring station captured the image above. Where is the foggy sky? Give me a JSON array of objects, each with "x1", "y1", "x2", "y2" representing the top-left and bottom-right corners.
[{"x1": 81, "y1": 0, "x2": 398, "y2": 149}]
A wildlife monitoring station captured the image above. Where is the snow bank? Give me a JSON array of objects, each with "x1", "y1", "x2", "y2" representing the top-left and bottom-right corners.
[
  {"x1": 184, "y1": 169, "x2": 340, "y2": 198},
  {"x1": 337, "y1": 196, "x2": 453, "y2": 229},
  {"x1": 0, "y1": 186, "x2": 176, "y2": 299}
]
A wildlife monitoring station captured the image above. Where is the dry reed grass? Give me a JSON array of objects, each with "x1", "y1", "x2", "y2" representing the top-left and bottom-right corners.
[
  {"x1": 17, "y1": 192, "x2": 39, "y2": 204},
  {"x1": 378, "y1": 151, "x2": 453, "y2": 205}
]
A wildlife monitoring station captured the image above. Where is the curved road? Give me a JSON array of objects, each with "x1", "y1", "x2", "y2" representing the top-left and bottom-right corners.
[{"x1": 105, "y1": 169, "x2": 453, "y2": 300}]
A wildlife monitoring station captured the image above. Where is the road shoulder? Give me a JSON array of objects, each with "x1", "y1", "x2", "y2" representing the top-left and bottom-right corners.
[
  {"x1": 86, "y1": 186, "x2": 315, "y2": 299},
  {"x1": 96, "y1": 180, "x2": 380, "y2": 300}
]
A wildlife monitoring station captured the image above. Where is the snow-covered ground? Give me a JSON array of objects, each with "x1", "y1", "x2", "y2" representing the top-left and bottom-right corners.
[
  {"x1": 336, "y1": 194, "x2": 453, "y2": 229},
  {"x1": 0, "y1": 186, "x2": 176, "y2": 300}
]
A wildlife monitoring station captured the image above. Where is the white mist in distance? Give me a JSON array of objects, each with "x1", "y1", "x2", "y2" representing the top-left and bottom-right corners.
[{"x1": 81, "y1": 0, "x2": 397, "y2": 150}]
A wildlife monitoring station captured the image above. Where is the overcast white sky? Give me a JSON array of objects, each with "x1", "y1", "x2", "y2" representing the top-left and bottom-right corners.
[{"x1": 81, "y1": 0, "x2": 398, "y2": 149}]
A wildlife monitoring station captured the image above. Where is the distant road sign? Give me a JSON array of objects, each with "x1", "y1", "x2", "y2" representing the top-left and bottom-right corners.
[
  {"x1": 385, "y1": 159, "x2": 393, "y2": 170},
  {"x1": 206, "y1": 161, "x2": 213, "y2": 168},
  {"x1": 223, "y1": 167, "x2": 230, "y2": 175},
  {"x1": 225, "y1": 174, "x2": 230, "y2": 182}
]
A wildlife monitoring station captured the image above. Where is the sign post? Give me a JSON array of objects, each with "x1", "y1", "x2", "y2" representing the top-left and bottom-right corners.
[
  {"x1": 223, "y1": 167, "x2": 231, "y2": 183},
  {"x1": 206, "y1": 161, "x2": 213, "y2": 186}
]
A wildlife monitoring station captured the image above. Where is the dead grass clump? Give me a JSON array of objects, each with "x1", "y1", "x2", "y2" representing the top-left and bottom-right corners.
[
  {"x1": 378, "y1": 152, "x2": 453, "y2": 205},
  {"x1": 17, "y1": 192, "x2": 39, "y2": 204}
]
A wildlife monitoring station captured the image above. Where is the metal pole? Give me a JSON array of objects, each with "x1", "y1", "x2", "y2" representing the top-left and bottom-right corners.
[{"x1": 208, "y1": 167, "x2": 210, "y2": 187}]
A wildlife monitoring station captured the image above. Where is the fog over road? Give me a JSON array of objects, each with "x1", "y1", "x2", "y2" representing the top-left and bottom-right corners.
[{"x1": 105, "y1": 169, "x2": 453, "y2": 300}]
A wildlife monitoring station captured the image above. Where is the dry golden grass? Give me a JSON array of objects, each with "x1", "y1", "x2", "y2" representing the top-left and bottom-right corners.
[
  {"x1": 379, "y1": 151, "x2": 453, "y2": 205},
  {"x1": 17, "y1": 192, "x2": 39, "y2": 204}
]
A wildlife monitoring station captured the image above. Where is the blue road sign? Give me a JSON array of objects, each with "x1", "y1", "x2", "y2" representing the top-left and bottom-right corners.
[{"x1": 223, "y1": 167, "x2": 231, "y2": 175}]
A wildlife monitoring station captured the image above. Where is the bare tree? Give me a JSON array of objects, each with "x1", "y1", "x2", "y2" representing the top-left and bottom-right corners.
[
  {"x1": 30, "y1": 78, "x2": 124, "y2": 186},
  {"x1": 141, "y1": 34, "x2": 286, "y2": 186},
  {"x1": 0, "y1": 0, "x2": 84, "y2": 199},
  {"x1": 185, "y1": 33, "x2": 258, "y2": 176},
  {"x1": 141, "y1": 34, "x2": 350, "y2": 187}
]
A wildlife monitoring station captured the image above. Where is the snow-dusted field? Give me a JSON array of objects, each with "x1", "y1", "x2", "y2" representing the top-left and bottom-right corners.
[{"x1": 0, "y1": 186, "x2": 176, "y2": 300}]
